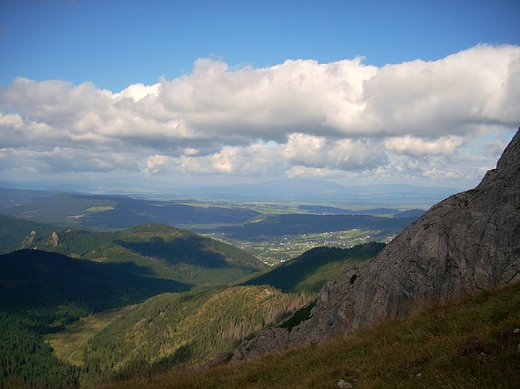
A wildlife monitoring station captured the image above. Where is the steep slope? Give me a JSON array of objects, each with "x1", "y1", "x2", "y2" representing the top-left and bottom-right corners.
[
  {"x1": 240, "y1": 243, "x2": 385, "y2": 294},
  {"x1": 80, "y1": 286, "x2": 311, "y2": 386},
  {"x1": 232, "y1": 128, "x2": 520, "y2": 360}
]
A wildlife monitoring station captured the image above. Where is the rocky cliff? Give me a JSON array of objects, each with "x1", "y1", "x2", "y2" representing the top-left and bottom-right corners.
[{"x1": 231, "y1": 128, "x2": 520, "y2": 362}]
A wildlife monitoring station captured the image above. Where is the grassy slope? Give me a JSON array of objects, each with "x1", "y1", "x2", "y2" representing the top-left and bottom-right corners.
[
  {"x1": 98, "y1": 281, "x2": 520, "y2": 389},
  {"x1": 241, "y1": 243, "x2": 385, "y2": 293}
]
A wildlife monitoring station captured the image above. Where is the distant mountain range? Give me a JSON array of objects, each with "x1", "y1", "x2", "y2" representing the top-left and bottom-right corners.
[
  {"x1": 0, "y1": 178, "x2": 463, "y2": 206},
  {"x1": 0, "y1": 191, "x2": 260, "y2": 230},
  {"x1": 0, "y1": 188, "x2": 424, "y2": 239}
]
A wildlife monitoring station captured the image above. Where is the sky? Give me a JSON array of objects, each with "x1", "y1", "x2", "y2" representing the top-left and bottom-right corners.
[{"x1": 0, "y1": 0, "x2": 519, "y2": 192}]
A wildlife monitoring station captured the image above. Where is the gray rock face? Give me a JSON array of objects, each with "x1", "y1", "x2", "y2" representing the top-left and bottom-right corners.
[
  {"x1": 232, "y1": 328, "x2": 290, "y2": 362},
  {"x1": 231, "y1": 128, "x2": 520, "y2": 362}
]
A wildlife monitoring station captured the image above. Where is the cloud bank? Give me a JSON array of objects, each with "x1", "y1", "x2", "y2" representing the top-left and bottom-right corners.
[{"x1": 1, "y1": 44, "x2": 519, "y2": 187}]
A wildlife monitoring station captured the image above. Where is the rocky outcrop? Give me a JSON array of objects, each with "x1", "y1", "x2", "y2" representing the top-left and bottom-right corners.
[{"x1": 231, "y1": 128, "x2": 520, "y2": 362}]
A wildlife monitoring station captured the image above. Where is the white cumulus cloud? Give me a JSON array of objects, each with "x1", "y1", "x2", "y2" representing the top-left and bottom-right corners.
[{"x1": 0, "y1": 44, "x2": 519, "y2": 187}]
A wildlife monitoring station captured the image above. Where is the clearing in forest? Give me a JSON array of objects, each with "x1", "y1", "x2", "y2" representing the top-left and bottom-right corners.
[{"x1": 44, "y1": 305, "x2": 135, "y2": 366}]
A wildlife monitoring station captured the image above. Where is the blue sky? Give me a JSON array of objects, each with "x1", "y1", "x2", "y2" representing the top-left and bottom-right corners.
[
  {"x1": 0, "y1": 0, "x2": 519, "y2": 192},
  {"x1": 2, "y1": 0, "x2": 519, "y2": 92}
]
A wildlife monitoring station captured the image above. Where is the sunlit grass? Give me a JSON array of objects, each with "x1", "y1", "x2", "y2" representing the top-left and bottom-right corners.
[
  {"x1": 97, "y1": 281, "x2": 520, "y2": 389},
  {"x1": 44, "y1": 306, "x2": 135, "y2": 366}
]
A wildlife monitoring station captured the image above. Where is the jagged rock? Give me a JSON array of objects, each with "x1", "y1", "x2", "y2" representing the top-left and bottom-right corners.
[
  {"x1": 337, "y1": 380, "x2": 353, "y2": 388},
  {"x1": 230, "y1": 128, "x2": 520, "y2": 361},
  {"x1": 51, "y1": 231, "x2": 59, "y2": 247},
  {"x1": 231, "y1": 327, "x2": 290, "y2": 362}
]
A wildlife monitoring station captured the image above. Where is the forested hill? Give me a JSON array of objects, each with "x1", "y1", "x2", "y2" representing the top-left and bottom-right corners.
[
  {"x1": 3, "y1": 221, "x2": 266, "y2": 287},
  {"x1": 0, "y1": 249, "x2": 188, "y2": 314},
  {"x1": 241, "y1": 242, "x2": 385, "y2": 293},
  {"x1": 0, "y1": 214, "x2": 57, "y2": 253},
  {"x1": 80, "y1": 286, "x2": 312, "y2": 386}
]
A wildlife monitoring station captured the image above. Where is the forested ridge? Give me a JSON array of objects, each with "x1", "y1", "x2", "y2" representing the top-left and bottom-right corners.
[
  {"x1": 3, "y1": 221, "x2": 266, "y2": 286},
  {"x1": 81, "y1": 286, "x2": 312, "y2": 386}
]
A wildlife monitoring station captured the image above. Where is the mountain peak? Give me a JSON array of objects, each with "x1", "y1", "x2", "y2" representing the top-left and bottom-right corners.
[{"x1": 477, "y1": 128, "x2": 520, "y2": 191}]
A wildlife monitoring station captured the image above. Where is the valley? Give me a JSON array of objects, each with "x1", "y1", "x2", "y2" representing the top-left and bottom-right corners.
[
  {"x1": 215, "y1": 228, "x2": 394, "y2": 264},
  {"x1": 0, "y1": 188, "x2": 423, "y2": 265}
]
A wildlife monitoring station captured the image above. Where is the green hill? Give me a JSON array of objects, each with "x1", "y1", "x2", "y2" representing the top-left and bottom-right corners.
[
  {"x1": 4, "y1": 220, "x2": 266, "y2": 287},
  {"x1": 241, "y1": 242, "x2": 385, "y2": 293},
  {"x1": 0, "y1": 249, "x2": 188, "y2": 316},
  {"x1": 97, "y1": 280, "x2": 520, "y2": 389},
  {"x1": 81, "y1": 285, "x2": 312, "y2": 386}
]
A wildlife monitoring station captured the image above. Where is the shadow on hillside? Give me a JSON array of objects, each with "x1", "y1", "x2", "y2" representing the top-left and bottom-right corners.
[
  {"x1": 242, "y1": 244, "x2": 385, "y2": 293},
  {"x1": 105, "y1": 260, "x2": 156, "y2": 277},
  {"x1": 115, "y1": 237, "x2": 230, "y2": 269},
  {"x1": 0, "y1": 250, "x2": 193, "y2": 313},
  {"x1": 106, "y1": 261, "x2": 193, "y2": 293}
]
